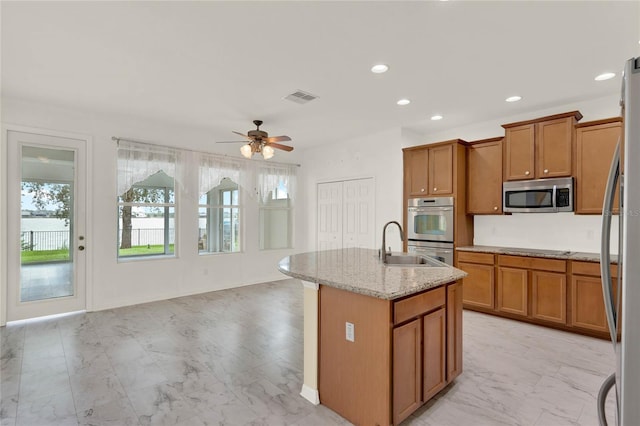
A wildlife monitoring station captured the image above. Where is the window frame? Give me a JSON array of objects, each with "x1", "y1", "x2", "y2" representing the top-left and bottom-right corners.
[
  {"x1": 198, "y1": 179, "x2": 241, "y2": 255},
  {"x1": 117, "y1": 182, "x2": 176, "y2": 260}
]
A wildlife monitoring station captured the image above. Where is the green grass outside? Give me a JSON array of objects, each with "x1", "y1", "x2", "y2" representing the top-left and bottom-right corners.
[
  {"x1": 21, "y1": 244, "x2": 175, "y2": 264},
  {"x1": 21, "y1": 249, "x2": 70, "y2": 264},
  {"x1": 119, "y1": 244, "x2": 175, "y2": 257}
]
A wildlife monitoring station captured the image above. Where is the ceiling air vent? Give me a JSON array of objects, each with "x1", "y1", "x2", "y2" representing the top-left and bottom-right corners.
[{"x1": 284, "y1": 90, "x2": 318, "y2": 104}]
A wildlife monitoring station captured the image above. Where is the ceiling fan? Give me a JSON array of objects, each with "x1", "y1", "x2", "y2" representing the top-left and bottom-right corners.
[{"x1": 217, "y1": 120, "x2": 293, "y2": 160}]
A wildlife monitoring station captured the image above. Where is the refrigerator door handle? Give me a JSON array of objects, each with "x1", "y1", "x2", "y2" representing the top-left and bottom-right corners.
[{"x1": 600, "y1": 138, "x2": 621, "y2": 346}]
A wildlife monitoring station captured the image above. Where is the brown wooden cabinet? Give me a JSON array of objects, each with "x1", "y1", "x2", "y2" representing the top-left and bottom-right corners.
[
  {"x1": 575, "y1": 118, "x2": 623, "y2": 214},
  {"x1": 422, "y1": 308, "x2": 446, "y2": 402},
  {"x1": 405, "y1": 147, "x2": 430, "y2": 197},
  {"x1": 403, "y1": 142, "x2": 454, "y2": 197},
  {"x1": 502, "y1": 111, "x2": 582, "y2": 181},
  {"x1": 458, "y1": 250, "x2": 619, "y2": 339},
  {"x1": 457, "y1": 251, "x2": 495, "y2": 309},
  {"x1": 318, "y1": 282, "x2": 461, "y2": 426},
  {"x1": 497, "y1": 266, "x2": 529, "y2": 316},
  {"x1": 497, "y1": 255, "x2": 567, "y2": 320},
  {"x1": 403, "y1": 139, "x2": 473, "y2": 251},
  {"x1": 429, "y1": 144, "x2": 454, "y2": 195},
  {"x1": 531, "y1": 270, "x2": 566, "y2": 324},
  {"x1": 393, "y1": 318, "x2": 422, "y2": 424},
  {"x1": 570, "y1": 261, "x2": 618, "y2": 334},
  {"x1": 467, "y1": 137, "x2": 503, "y2": 214}
]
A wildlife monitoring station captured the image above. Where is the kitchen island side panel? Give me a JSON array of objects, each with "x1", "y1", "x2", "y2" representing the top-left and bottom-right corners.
[{"x1": 319, "y1": 285, "x2": 393, "y2": 426}]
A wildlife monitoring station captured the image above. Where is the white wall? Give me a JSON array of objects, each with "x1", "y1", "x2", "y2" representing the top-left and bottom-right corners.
[
  {"x1": 300, "y1": 127, "x2": 405, "y2": 252},
  {"x1": 2, "y1": 97, "x2": 306, "y2": 316}
]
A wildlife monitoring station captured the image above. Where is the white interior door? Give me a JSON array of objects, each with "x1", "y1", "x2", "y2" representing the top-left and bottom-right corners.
[
  {"x1": 343, "y1": 178, "x2": 375, "y2": 249},
  {"x1": 317, "y1": 181, "x2": 343, "y2": 250},
  {"x1": 7, "y1": 130, "x2": 87, "y2": 321},
  {"x1": 317, "y1": 178, "x2": 375, "y2": 251}
]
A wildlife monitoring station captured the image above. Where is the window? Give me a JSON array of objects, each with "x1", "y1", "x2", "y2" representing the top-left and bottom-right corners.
[
  {"x1": 258, "y1": 165, "x2": 296, "y2": 250},
  {"x1": 199, "y1": 178, "x2": 241, "y2": 253},
  {"x1": 117, "y1": 141, "x2": 178, "y2": 259},
  {"x1": 117, "y1": 172, "x2": 175, "y2": 258},
  {"x1": 198, "y1": 154, "x2": 243, "y2": 254}
]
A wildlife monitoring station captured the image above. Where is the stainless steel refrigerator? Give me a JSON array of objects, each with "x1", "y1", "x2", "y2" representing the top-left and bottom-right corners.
[{"x1": 600, "y1": 57, "x2": 640, "y2": 426}]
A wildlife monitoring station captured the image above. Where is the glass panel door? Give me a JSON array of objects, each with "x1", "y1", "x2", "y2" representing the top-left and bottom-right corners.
[{"x1": 7, "y1": 131, "x2": 86, "y2": 321}]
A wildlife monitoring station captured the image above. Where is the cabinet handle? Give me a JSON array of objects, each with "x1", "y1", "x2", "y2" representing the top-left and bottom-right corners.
[
  {"x1": 525, "y1": 170, "x2": 530, "y2": 176},
  {"x1": 493, "y1": 206, "x2": 498, "y2": 211},
  {"x1": 433, "y1": 187, "x2": 437, "y2": 191},
  {"x1": 544, "y1": 169, "x2": 549, "y2": 174},
  {"x1": 421, "y1": 188, "x2": 425, "y2": 192}
]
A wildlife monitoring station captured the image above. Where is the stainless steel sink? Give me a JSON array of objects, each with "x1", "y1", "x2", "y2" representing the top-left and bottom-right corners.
[{"x1": 384, "y1": 254, "x2": 445, "y2": 267}]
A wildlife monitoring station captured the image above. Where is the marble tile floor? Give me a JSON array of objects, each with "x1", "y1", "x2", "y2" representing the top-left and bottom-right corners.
[{"x1": 0, "y1": 278, "x2": 617, "y2": 426}]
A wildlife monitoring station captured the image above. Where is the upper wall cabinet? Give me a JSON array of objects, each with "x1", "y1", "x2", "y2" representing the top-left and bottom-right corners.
[
  {"x1": 575, "y1": 117, "x2": 623, "y2": 214},
  {"x1": 502, "y1": 111, "x2": 583, "y2": 181},
  {"x1": 404, "y1": 142, "x2": 456, "y2": 197},
  {"x1": 467, "y1": 137, "x2": 503, "y2": 214}
]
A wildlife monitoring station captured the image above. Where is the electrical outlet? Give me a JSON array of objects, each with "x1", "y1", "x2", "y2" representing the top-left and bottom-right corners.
[{"x1": 345, "y1": 322, "x2": 355, "y2": 342}]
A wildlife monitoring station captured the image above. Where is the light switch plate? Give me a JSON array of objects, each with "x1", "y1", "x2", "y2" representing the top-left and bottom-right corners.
[{"x1": 345, "y1": 322, "x2": 355, "y2": 342}]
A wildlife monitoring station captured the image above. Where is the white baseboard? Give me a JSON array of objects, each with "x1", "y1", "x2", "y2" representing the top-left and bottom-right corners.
[{"x1": 300, "y1": 384, "x2": 320, "y2": 405}]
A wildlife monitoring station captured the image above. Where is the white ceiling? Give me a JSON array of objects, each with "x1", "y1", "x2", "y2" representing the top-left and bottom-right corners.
[{"x1": 2, "y1": 1, "x2": 639, "y2": 152}]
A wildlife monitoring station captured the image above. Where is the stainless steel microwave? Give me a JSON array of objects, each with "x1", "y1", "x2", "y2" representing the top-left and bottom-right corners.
[{"x1": 503, "y1": 177, "x2": 574, "y2": 213}]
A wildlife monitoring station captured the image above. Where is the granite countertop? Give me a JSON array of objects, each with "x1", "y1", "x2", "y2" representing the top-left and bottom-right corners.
[
  {"x1": 455, "y1": 245, "x2": 618, "y2": 264},
  {"x1": 278, "y1": 248, "x2": 467, "y2": 300}
]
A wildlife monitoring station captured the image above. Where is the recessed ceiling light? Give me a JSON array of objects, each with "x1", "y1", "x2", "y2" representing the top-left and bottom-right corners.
[
  {"x1": 505, "y1": 95, "x2": 522, "y2": 103},
  {"x1": 397, "y1": 99, "x2": 411, "y2": 106},
  {"x1": 595, "y1": 72, "x2": 616, "y2": 81},
  {"x1": 371, "y1": 64, "x2": 389, "y2": 74},
  {"x1": 431, "y1": 115, "x2": 443, "y2": 121}
]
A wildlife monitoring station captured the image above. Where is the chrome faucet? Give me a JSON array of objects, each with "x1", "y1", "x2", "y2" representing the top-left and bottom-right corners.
[{"x1": 380, "y1": 221, "x2": 404, "y2": 262}]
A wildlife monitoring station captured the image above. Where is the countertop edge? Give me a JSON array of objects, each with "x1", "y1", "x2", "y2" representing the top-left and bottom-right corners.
[{"x1": 455, "y1": 246, "x2": 617, "y2": 264}]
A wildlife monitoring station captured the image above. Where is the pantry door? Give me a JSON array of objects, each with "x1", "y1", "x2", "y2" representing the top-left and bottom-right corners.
[
  {"x1": 317, "y1": 178, "x2": 375, "y2": 251},
  {"x1": 6, "y1": 130, "x2": 87, "y2": 321}
]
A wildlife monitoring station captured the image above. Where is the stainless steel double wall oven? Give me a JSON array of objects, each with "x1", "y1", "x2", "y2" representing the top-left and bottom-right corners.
[{"x1": 406, "y1": 197, "x2": 454, "y2": 265}]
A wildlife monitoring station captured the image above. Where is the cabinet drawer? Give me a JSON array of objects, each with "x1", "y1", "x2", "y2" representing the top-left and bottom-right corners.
[
  {"x1": 394, "y1": 287, "x2": 446, "y2": 325},
  {"x1": 571, "y1": 261, "x2": 618, "y2": 278},
  {"x1": 457, "y1": 251, "x2": 494, "y2": 265},
  {"x1": 499, "y1": 255, "x2": 566, "y2": 273}
]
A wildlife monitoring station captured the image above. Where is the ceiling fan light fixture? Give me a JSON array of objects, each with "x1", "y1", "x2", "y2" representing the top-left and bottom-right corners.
[
  {"x1": 262, "y1": 145, "x2": 275, "y2": 160},
  {"x1": 240, "y1": 144, "x2": 253, "y2": 159}
]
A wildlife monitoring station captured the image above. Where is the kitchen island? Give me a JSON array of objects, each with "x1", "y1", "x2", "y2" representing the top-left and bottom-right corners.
[{"x1": 278, "y1": 248, "x2": 467, "y2": 425}]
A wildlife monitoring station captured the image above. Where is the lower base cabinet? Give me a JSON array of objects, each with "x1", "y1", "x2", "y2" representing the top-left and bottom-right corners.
[
  {"x1": 497, "y1": 267, "x2": 529, "y2": 316},
  {"x1": 570, "y1": 261, "x2": 618, "y2": 334},
  {"x1": 393, "y1": 319, "x2": 422, "y2": 424},
  {"x1": 531, "y1": 270, "x2": 566, "y2": 324},
  {"x1": 320, "y1": 282, "x2": 462, "y2": 426},
  {"x1": 457, "y1": 251, "x2": 616, "y2": 339}
]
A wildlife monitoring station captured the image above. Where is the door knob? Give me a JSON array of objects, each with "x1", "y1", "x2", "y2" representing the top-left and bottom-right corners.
[{"x1": 78, "y1": 246, "x2": 85, "y2": 251}]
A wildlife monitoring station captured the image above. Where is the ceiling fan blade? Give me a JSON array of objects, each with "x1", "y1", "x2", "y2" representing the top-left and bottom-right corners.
[
  {"x1": 232, "y1": 131, "x2": 252, "y2": 140},
  {"x1": 267, "y1": 142, "x2": 294, "y2": 152},
  {"x1": 216, "y1": 140, "x2": 248, "y2": 144},
  {"x1": 264, "y1": 135, "x2": 291, "y2": 143}
]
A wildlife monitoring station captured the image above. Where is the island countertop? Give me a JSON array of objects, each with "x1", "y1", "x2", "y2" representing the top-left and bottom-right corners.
[{"x1": 278, "y1": 248, "x2": 467, "y2": 300}]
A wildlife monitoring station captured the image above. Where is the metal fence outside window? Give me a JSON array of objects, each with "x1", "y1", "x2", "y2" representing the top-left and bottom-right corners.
[
  {"x1": 22, "y1": 228, "x2": 178, "y2": 251},
  {"x1": 21, "y1": 230, "x2": 69, "y2": 251}
]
